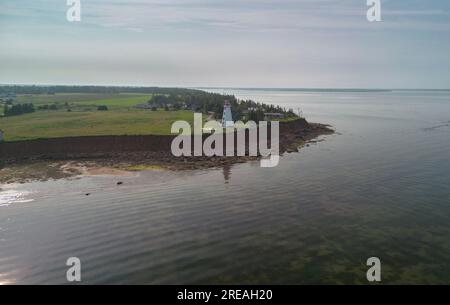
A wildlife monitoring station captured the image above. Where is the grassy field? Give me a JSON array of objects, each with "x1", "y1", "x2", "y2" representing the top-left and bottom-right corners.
[
  {"x1": 17, "y1": 93, "x2": 151, "y2": 109},
  {"x1": 17, "y1": 93, "x2": 148, "y2": 105},
  {"x1": 0, "y1": 93, "x2": 198, "y2": 141}
]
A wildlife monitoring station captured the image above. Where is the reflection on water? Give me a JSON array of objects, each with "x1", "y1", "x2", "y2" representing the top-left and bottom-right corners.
[
  {"x1": 222, "y1": 164, "x2": 231, "y2": 184},
  {"x1": 1, "y1": 90, "x2": 450, "y2": 284}
]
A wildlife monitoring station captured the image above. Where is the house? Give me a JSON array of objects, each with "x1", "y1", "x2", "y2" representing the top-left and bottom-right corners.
[
  {"x1": 0, "y1": 93, "x2": 17, "y2": 103},
  {"x1": 135, "y1": 103, "x2": 154, "y2": 110},
  {"x1": 264, "y1": 113, "x2": 285, "y2": 121}
]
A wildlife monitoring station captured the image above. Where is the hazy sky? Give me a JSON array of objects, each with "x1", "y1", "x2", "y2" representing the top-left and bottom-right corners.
[{"x1": 1, "y1": 0, "x2": 449, "y2": 88}]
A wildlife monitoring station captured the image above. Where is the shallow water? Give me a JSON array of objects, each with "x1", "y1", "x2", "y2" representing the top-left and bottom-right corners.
[{"x1": 1, "y1": 90, "x2": 450, "y2": 284}]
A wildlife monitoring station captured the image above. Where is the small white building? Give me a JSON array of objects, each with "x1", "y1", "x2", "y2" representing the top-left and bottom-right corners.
[{"x1": 0, "y1": 130, "x2": 4, "y2": 142}]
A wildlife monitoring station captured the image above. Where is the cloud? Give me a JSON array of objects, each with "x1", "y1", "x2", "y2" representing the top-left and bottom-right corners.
[
  {"x1": 82, "y1": 0, "x2": 449, "y2": 31},
  {"x1": 1, "y1": 0, "x2": 449, "y2": 88},
  {"x1": 2, "y1": 0, "x2": 449, "y2": 33}
]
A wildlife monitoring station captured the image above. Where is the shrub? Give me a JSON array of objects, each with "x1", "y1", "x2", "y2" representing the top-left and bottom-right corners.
[{"x1": 4, "y1": 103, "x2": 35, "y2": 116}]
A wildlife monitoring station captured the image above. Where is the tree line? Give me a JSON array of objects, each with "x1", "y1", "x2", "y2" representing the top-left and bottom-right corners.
[
  {"x1": 149, "y1": 92, "x2": 297, "y2": 122},
  {"x1": 3, "y1": 103, "x2": 35, "y2": 117},
  {"x1": 0, "y1": 85, "x2": 204, "y2": 95}
]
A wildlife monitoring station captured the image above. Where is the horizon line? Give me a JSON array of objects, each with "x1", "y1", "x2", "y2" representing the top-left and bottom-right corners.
[{"x1": 1, "y1": 83, "x2": 450, "y2": 92}]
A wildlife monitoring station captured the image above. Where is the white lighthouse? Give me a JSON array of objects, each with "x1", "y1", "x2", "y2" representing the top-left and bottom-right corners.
[{"x1": 221, "y1": 100, "x2": 234, "y2": 128}]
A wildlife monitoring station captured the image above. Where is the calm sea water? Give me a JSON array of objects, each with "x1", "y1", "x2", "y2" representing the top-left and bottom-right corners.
[{"x1": 1, "y1": 89, "x2": 450, "y2": 284}]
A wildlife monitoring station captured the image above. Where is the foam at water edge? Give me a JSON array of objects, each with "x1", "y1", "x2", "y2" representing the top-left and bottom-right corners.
[{"x1": 0, "y1": 190, "x2": 33, "y2": 207}]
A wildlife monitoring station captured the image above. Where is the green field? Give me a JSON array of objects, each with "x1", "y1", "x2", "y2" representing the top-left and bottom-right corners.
[
  {"x1": 17, "y1": 93, "x2": 151, "y2": 109},
  {"x1": 0, "y1": 93, "x2": 198, "y2": 141}
]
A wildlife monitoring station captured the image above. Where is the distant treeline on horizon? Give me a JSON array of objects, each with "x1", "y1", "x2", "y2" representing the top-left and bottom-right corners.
[
  {"x1": 1, "y1": 85, "x2": 449, "y2": 95},
  {"x1": 0, "y1": 85, "x2": 202, "y2": 95}
]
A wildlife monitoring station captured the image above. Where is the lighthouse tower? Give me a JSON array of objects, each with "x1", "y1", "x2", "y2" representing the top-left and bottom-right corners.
[{"x1": 222, "y1": 100, "x2": 234, "y2": 128}]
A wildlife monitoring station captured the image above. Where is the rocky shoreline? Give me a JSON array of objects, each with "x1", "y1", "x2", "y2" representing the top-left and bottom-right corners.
[{"x1": 0, "y1": 121, "x2": 333, "y2": 184}]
